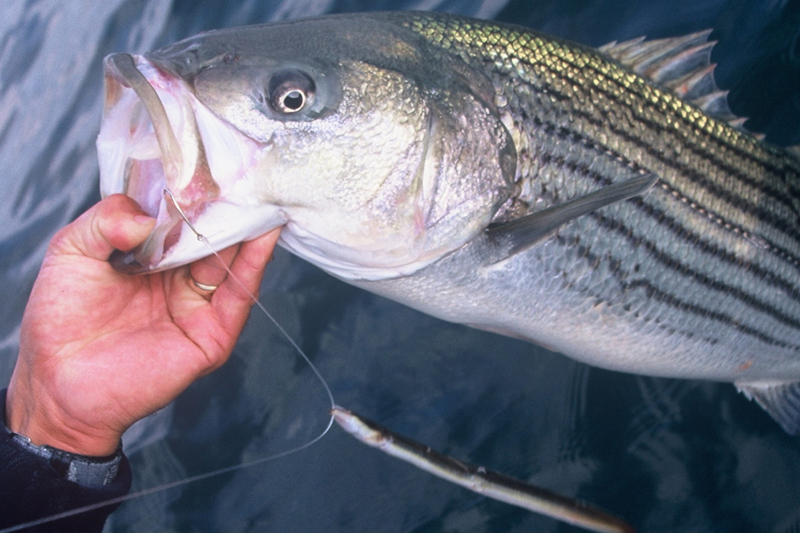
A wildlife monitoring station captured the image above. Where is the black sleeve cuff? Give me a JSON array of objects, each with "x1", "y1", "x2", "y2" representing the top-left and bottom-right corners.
[{"x1": 0, "y1": 389, "x2": 133, "y2": 532}]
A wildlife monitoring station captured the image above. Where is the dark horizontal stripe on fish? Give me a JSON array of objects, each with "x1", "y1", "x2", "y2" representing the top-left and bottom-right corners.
[
  {"x1": 536, "y1": 147, "x2": 800, "y2": 331},
  {"x1": 499, "y1": 50, "x2": 800, "y2": 227},
  {"x1": 586, "y1": 92, "x2": 800, "y2": 221},
  {"x1": 412, "y1": 17, "x2": 800, "y2": 207},
  {"x1": 656, "y1": 179, "x2": 800, "y2": 270},
  {"x1": 537, "y1": 149, "x2": 800, "y2": 296},
  {"x1": 559, "y1": 97, "x2": 799, "y2": 234},
  {"x1": 531, "y1": 134, "x2": 800, "y2": 336},
  {"x1": 528, "y1": 114, "x2": 800, "y2": 257},
  {"x1": 505, "y1": 37, "x2": 800, "y2": 191},
  {"x1": 556, "y1": 234, "x2": 800, "y2": 352},
  {"x1": 589, "y1": 209, "x2": 800, "y2": 334}
]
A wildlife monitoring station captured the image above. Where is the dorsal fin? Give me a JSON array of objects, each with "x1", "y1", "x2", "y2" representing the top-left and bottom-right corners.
[{"x1": 599, "y1": 31, "x2": 749, "y2": 132}]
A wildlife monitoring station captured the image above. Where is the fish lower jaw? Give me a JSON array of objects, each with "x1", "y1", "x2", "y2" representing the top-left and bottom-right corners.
[{"x1": 110, "y1": 200, "x2": 288, "y2": 273}]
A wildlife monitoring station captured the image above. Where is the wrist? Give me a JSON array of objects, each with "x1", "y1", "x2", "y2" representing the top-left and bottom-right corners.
[
  {"x1": 6, "y1": 380, "x2": 122, "y2": 457},
  {"x1": 2, "y1": 388, "x2": 124, "y2": 488}
]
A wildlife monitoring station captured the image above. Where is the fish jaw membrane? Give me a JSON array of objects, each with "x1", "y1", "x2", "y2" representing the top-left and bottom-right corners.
[{"x1": 97, "y1": 54, "x2": 285, "y2": 273}]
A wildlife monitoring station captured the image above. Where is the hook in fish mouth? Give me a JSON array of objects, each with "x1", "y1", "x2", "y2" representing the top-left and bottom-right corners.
[{"x1": 97, "y1": 53, "x2": 286, "y2": 273}]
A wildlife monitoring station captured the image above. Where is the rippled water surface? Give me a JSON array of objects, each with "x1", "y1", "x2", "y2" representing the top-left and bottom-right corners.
[{"x1": 3, "y1": 1, "x2": 800, "y2": 531}]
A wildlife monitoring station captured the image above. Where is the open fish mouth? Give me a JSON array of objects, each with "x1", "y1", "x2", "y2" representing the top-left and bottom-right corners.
[{"x1": 97, "y1": 53, "x2": 285, "y2": 273}]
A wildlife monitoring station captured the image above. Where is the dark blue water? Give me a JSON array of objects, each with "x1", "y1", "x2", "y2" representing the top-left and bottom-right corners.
[{"x1": 2, "y1": 1, "x2": 800, "y2": 532}]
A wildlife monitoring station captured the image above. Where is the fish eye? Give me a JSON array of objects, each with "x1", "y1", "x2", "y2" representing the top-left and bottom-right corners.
[{"x1": 268, "y1": 69, "x2": 315, "y2": 114}]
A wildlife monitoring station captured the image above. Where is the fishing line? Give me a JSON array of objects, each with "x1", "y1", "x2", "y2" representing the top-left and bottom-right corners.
[
  {"x1": 0, "y1": 190, "x2": 337, "y2": 533},
  {"x1": 164, "y1": 187, "x2": 337, "y2": 411}
]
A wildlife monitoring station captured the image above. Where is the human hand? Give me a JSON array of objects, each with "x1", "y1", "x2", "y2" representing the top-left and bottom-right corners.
[{"x1": 6, "y1": 194, "x2": 280, "y2": 456}]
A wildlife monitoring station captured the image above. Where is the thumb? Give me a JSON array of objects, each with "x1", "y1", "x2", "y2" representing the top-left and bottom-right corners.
[{"x1": 50, "y1": 195, "x2": 156, "y2": 262}]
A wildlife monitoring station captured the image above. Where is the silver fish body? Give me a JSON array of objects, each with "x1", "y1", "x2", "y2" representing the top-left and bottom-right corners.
[{"x1": 97, "y1": 12, "x2": 800, "y2": 432}]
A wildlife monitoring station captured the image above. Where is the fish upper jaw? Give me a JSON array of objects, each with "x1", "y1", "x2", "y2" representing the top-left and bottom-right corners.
[{"x1": 97, "y1": 53, "x2": 286, "y2": 273}]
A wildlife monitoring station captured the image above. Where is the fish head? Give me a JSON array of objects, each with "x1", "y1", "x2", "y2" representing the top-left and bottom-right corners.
[{"x1": 98, "y1": 14, "x2": 517, "y2": 279}]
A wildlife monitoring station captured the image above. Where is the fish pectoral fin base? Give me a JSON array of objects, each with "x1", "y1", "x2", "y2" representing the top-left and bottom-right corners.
[
  {"x1": 736, "y1": 381, "x2": 800, "y2": 434},
  {"x1": 485, "y1": 173, "x2": 658, "y2": 261}
]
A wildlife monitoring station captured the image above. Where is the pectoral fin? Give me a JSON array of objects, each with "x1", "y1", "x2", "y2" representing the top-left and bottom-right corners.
[
  {"x1": 736, "y1": 381, "x2": 800, "y2": 434},
  {"x1": 485, "y1": 173, "x2": 658, "y2": 261}
]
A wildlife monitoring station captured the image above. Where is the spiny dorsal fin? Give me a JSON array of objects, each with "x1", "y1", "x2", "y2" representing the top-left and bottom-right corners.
[{"x1": 600, "y1": 30, "x2": 748, "y2": 132}]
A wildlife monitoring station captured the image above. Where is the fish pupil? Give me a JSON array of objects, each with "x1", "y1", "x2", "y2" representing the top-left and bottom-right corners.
[
  {"x1": 268, "y1": 69, "x2": 315, "y2": 114},
  {"x1": 282, "y1": 89, "x2": 305, "y2": 111}
]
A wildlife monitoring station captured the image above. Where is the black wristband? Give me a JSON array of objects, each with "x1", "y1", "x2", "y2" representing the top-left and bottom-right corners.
[{"x1": 8, "y1": 431, "x2": 123, "y2": 487}]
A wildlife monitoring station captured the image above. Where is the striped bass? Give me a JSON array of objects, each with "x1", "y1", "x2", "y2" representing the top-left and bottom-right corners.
[{"x1": 97, "y1": 12, "x2": 800, "y2": 433}]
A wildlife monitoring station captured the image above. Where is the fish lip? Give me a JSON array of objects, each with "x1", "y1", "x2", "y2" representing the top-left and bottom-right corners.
[{"x1": 98, "y1": 54, "x2": 286, "y2": 274}]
